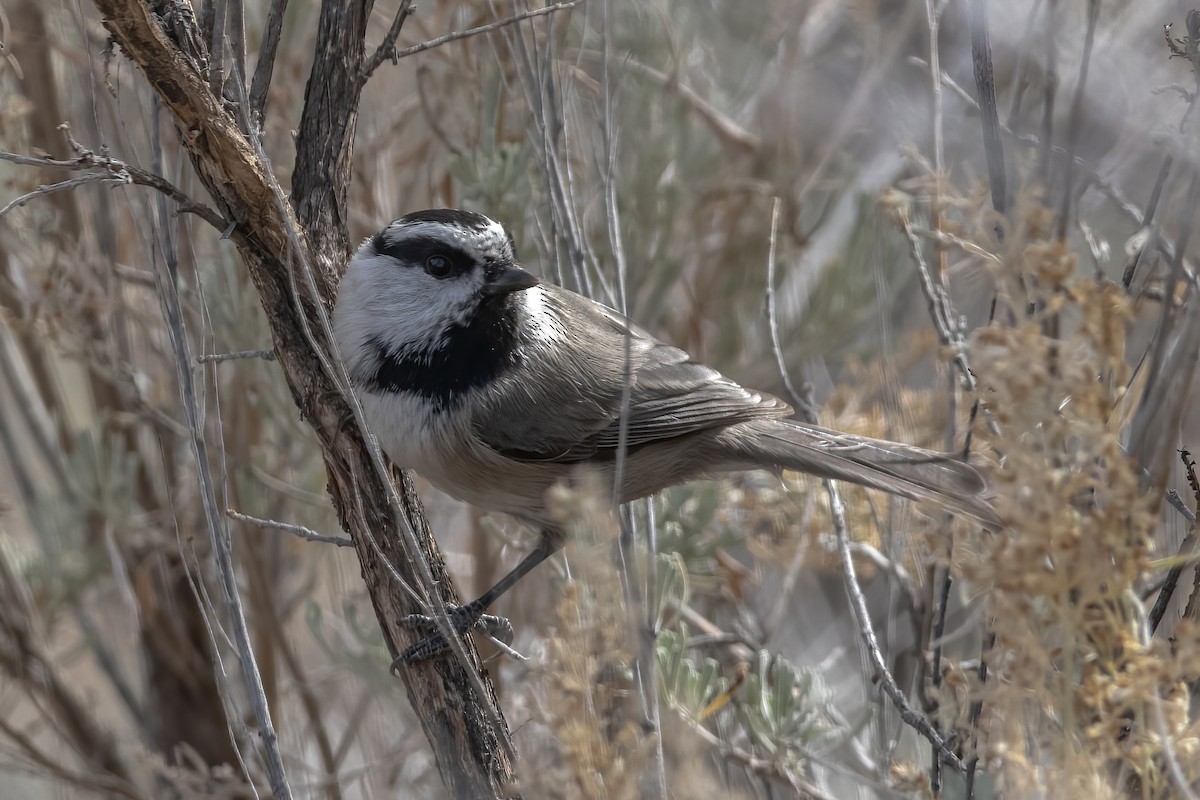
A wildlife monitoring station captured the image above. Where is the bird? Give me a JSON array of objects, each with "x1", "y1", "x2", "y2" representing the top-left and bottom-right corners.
[{"x1": 333, "y1": 208, "x2": 996, "y2": 661}]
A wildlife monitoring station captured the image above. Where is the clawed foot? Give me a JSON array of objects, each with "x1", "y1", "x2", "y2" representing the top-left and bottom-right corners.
[{"x1": 391, "y1": 602, "x2": 515, "y2": 667}]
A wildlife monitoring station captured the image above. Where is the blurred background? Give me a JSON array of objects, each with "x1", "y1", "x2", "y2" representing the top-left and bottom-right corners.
[{"x1": 2, "y1": 0, "x2": 1200, "y2": 797}]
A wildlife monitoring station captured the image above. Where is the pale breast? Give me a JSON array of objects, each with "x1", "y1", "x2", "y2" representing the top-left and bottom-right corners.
[
  {"x1": 357, "y1": 389, "x2": 441, "y2": 469},
  {"x1": 356, "y1": 386, "x2": 564, "y2": 526}
]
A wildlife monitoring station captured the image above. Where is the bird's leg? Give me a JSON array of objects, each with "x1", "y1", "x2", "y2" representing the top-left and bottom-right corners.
[{"x1": 394, "y1": 527, "x2": 564, "y2": 664}]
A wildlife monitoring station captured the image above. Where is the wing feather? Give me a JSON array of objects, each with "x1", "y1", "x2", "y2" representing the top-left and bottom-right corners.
[{"x1": 472, "y1": 286, "x2": 789, "y2": 462}]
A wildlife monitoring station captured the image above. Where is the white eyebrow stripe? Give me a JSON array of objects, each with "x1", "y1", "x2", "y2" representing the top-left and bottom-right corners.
[{"x1": 383, "y1": 220, "x2": 513, "y2": 262}]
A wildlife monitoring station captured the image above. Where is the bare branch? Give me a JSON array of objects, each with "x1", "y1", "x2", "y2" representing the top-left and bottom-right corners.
[
  {"x1": 827, "y1": 476, "x2": 965, "y2": 774},
  {"x1": 896, "y1": 212, "x2": 978, "y2": 389},
  {"x1": 786, "y1": 356, "x2": 966, "y2": 773},
  {"x1": 764, "y1": 197, "x2": 811, "y2": 415},
  {"x1": 197, "y1": 348, "x2": 277, "y2": 363},
  {"x1": 362, "y1": 1, "x2": 585, "y2": 80},
  {"x1": 0, "y1": 148, "x2": 227, "y2": 230},
  {"x1": 0, "y1": 172, "x2": 130, "y2": 217},
  {"x1": 227, "y1": 508, "x2": 355, "y2": 548},
  {"x1": 1150, "y1": 452, "x2": 1200, "y2": 633},
  {"x1": 249, "y1": 0, "x2": 290, "y2": 119},
  {"x1": 146, "y1": 98, "x2": 293, "y2": 800},
  {"x1": 360, "y1": 0, "x2": 414, "y2": 80}
]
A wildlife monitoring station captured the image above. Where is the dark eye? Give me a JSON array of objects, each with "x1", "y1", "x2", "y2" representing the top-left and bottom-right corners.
[{"x1": 425, "y1": 254, "x2": 452, "y2": 278}]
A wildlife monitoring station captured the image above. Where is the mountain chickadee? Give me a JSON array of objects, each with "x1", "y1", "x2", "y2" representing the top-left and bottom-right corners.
[{"x1": 334, "y1": 209, "x2": 995, "y2": 661}]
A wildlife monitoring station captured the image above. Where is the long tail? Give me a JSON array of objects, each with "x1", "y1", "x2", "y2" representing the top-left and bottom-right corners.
[{"x1": 719, "y1": 419, "x2": 999, "y2": 529}]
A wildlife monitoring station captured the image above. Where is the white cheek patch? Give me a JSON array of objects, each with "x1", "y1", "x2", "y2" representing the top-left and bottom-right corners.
[
  {"x1": 343, "y1": 251, "x2": 484, "y2": 357},
  {"x1": 521, "y1": 286, "x2": 565, "y2": 345}
]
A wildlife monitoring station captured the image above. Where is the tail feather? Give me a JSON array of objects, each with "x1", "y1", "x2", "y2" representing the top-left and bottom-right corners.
[{"x1": 725, "y1": 419, "x2": 999, "y2": 529}]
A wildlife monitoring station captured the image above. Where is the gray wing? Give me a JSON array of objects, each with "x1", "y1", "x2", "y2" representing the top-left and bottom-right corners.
[{"x1": 473, "y1": 285, "x2": 790, "y2": 462}]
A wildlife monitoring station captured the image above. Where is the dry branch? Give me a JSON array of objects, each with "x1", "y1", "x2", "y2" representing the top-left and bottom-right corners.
[
  {"x1": 0, "y1": 146, "x2": 226, "y2": 229},
  {"x1": 87, "y1": 0, "x2": 520, "y2": 795}
]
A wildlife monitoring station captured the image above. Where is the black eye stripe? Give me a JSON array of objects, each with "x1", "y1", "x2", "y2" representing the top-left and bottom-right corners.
[{"x1": 374, "y1": 235, "x2": 476, "y2": 278}]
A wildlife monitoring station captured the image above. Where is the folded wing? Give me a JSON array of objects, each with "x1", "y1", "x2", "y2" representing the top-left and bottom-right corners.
[{"x1": 472, "y1": 285, "x2": 790, "y2": 462}]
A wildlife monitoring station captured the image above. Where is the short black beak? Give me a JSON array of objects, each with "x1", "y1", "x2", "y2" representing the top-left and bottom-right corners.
[{"x1": 481, "y1": 264, "x2": 540, "y2": 297}]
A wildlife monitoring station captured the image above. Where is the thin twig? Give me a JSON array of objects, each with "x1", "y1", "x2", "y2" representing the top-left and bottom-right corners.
[
  {"x1": 209, "y1": 0, "x2": 227, "y2": 95},
  {"x1": 481, "y1": 632, "x2": 528, "y2": 662},
  {"x1": 596, "y1": 9, "x2": 666, "y2": 791},
  {"x1": 264, "y1": 591, "x2": 346, "y2": 800},
  {"x1": 362, "y1": 1, "x2": 585, "y2": 80},
  {"x1": 360, "y1": 0, "x2": 414, "y2": 80},
  {"x1": 0, "y1": 172, "x2": 130, "y2": 217},
  {"x1": 516, "y1": 14, "x2": 598, "y2": 296},
  {"x1": 226, "y1": 509, "x2": 355, "y2": 548},
  {"x1": 345, "y1": 460, "x2": 425, "y2": 608},
  {"x1": 1005, "y1": 0, "x2": 1045, "y2": 125},
  {"x1": 898, "y1": 217, "x2": 970, "y2": 362},
  {"x1": 765, "y1": 197, "x2": 814, "y2": 416},
  {"x1": 1149, "y1": 451, "x2": 1200, "y2": 632},
  {"x1": 827, "y1": 475, "x2": 965, "y2": 774},
  {"x1": 1150, "y1": 532, "x2": 1198, "y2": 633},
  {"x1": 921, "y1": 7, "x2": 957, "y2": 770},
  {"x1": 907, "y1": 226, "x2": 1001, "y2": 265},
  {"x1": 963, "y1": 629, "x2": 992, "y2": 798},
  {"x1": 197, "y1": 348, "x2": 276, "y2": 363},
  {"x1": 147, "y1": 99, "x2": 293, "y2": 800},
  {"x1": 897, "y1": 213, "x2": 1003, "y2": 446},
  {"x1": 924, "y1": 0, "x2": 946, "y2": 253},
  {"x1": 671, "y1": 602, "x2": 758, "y2": 664},
  {"x1": 927, "y1": 549, "x2": 953, "y2": 792},
  {"x1": 786, "y1": 354, "x2": 965, "y2": 772},
  {"x1": 643, "y1": 497, "x2": 665, "y2": 791},
  {"x1": 0, "y1": 148, "x2": 226, "y2": 230},
  {"x1": 1167, "y1": 488, "x2": 1199, "y2": 524},
  {"x1": 1122, "y1": 155, "x2": 1173, "y2": 291}
]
